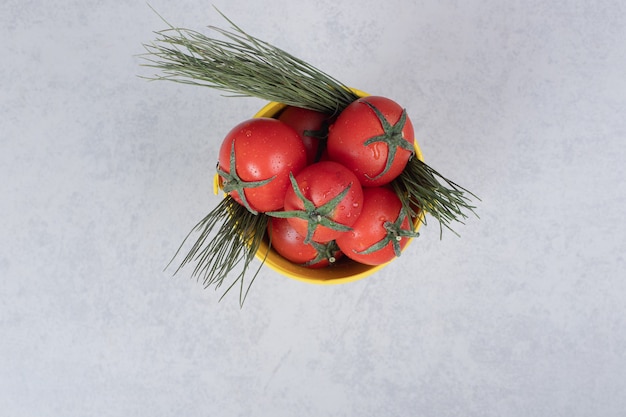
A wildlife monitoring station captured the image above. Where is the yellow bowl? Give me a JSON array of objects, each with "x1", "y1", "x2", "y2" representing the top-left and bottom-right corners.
[{"x1": 216, "y1": 89, "x2": 424, "y2": 285}]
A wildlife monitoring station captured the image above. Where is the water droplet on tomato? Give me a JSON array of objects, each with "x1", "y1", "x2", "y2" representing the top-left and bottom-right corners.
[
  {"x1": 372, "y1": 143, "x2": 383, "y2": 160},
  {"x1": 352, "y1": 203, "x2": 359, "y2": 208}
]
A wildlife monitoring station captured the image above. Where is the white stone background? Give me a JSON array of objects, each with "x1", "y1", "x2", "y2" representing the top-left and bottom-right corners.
[{"x1": 2, "y1": 0, "x2": 625, "y2": 416}]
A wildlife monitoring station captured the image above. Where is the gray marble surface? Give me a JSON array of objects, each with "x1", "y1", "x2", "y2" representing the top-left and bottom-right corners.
[{"x1": 2, "y1": 1, "x2": 626, "y2": 416}]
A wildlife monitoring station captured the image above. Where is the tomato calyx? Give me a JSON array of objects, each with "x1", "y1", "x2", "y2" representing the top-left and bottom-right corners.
[
  {"x1": 362, "y1": 101, "x2": 415, "y2": 181},
  {"x1": 217, "y1": 140, "x2": 276, "y2": 215},
  {"x1": 354, "y1": 209, "x2": 419, "y2": 257},
  {"x1": 302, "y1": 240, "x2": 340, "y2": 267},
  {"x1": 267, "y1": 173, "x2": 353, "y2": 244},
  {"x1": 303, "y1": 120, "x2": 331, "y2": 162}
]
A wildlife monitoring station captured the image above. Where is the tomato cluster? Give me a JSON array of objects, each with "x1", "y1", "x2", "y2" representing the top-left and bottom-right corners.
[{"x1": 217, "y1": 96, "x2": 420, "y2": 267}]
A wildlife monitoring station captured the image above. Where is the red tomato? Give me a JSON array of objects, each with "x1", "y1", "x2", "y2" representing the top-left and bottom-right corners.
[
  {"x1": 327, "y1": 96, "x2": 415, "y2": 187},
  {"x1": 278, "y1": 106, "x2": 332, "y2": 165},
  {"x1": 267, "y1": 217, "x2": 343, "y2": 268},
  {"x1": 336, "y1": 187, "x2": 419, "y2": 265},
  {"x1": 217, "y1": 118, "x2": 307, "y2": 213},
  {"x1": 268, "y1": 161, "x2": 364, "y2": 243}
]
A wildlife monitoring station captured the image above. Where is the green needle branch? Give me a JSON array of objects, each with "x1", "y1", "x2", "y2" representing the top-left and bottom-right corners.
[{"x1": 140, "y1": 7, "x2": 360, "y2": 114}]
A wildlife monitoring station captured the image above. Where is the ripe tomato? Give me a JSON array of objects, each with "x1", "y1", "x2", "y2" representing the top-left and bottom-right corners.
[
  {"x1": 268, "y1": 161, "x2": 364, "y2": 243},
  {"x1": 267, "y1": 217, "x2": 343, "y2": 268},
  {"x1": 217, "y1": 118, "x2": 307, "y2": 214},
  {"x1": 278, "y1": 106, "x2": 333, "y2": 165},
  {"x1": 327, "y1": 96, "x2": 415, "y2": 187},
  {"x1": 335, "y1": 187, "x2": 419, "y2": 265}
]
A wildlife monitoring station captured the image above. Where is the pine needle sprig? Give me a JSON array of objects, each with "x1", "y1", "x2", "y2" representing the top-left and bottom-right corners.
[
  {"x1": 140, "y1": 8, "x2": 360, "y2": 114},
  {"x1": 167, "y1": 195, "x2": 269, "y2": 306},
  {"x1": 392, "y1": 158, "x2": 480, "y2": 239}
]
